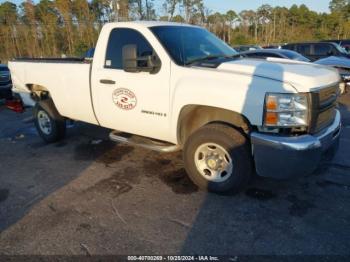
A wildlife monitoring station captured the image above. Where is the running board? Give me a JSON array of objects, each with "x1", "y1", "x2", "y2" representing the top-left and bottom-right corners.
[{"x1": 109, "y1": 131, "x2": 181, "y2": 153}]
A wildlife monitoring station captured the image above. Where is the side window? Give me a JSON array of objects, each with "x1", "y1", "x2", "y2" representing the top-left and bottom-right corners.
[
  {"x1": 297, "y1": 44, "x2": 311, "y2": 55},
  {"x1": 262, "y1": 53, "x2": 282, "y2": 58},
  {"x1": 247, "y1": 53, "x2": 281, "y2": 58},
  {"x1": 314, "y1": 44, "x2": 331, "y2": 56},
  {"x1": 244, "y1": 53, "x2": 258, "y2": 58},
  {"x1": 283, "y1": 44, "x2": 295, "y2": 51},
  {"x1": 105, "y1": 28, "x2": 154, "y2": 69},
  {"x1": 245, "y1": 53, "x2": 260, "y2": 58}
]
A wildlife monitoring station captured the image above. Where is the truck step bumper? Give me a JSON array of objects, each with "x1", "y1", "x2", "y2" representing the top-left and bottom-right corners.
[
  {"x1": 109, "y1": 131, "x2": 181, "y2": 153},
  {"x1": 251, "y1": 110, "x2": 341, "y2": 179}
]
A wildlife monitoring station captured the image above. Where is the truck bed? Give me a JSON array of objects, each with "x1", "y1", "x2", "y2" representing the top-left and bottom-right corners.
[{"x1": 8, "y1": 58, "x2": 97, "y2": 125}]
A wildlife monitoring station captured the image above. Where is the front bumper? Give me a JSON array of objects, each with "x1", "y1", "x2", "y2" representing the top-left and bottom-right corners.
[{"x1": 251, "y1": 110, "x2": 341, "y2": 179}]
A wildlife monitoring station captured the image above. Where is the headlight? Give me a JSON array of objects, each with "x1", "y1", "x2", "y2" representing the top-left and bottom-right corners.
[{"x1": 264, "y1": 93, "x2": 309, "y2": 127}]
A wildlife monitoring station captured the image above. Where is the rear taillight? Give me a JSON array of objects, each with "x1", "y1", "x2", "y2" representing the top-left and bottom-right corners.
[{"x1": 5, "y1": 99, "x2": 24, "y2": 113}]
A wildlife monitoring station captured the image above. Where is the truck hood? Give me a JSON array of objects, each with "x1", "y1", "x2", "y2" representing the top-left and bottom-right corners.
[{"x1": 217, "y1": 58, "x2": 340, "y2": 92}]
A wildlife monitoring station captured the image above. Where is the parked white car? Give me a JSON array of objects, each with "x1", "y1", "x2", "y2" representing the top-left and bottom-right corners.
[
  {"x1": 315, "y1": 56, "x2": 350, "y2": 93},
  {"x1": 9, "y1": 22, "x2": 342, "y2": 193}
]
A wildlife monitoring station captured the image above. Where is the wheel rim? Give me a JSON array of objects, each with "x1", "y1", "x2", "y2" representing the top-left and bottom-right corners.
[
  {"x1": 37, "y1": 110, "x2": 52, "y2": 135},
  {"x1": 194, "y1": 143, "x2": 233, "y2": 183}
]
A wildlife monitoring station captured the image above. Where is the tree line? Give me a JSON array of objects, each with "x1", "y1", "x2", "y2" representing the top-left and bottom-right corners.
[{"x1": 0, "y1": 0, "x2": 349, "y2": 62}]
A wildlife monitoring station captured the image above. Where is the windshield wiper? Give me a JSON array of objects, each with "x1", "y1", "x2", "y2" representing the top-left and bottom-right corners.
[{"x1": 185, "y1": 55, "x2": 228, "y2": 65}]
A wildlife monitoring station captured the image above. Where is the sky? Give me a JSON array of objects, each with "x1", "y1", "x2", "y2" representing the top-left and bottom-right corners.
[
  {"x1": 4, "y1": 0, "x2": 331, "y2": 14},
  {"x1": 203, "y1": 0, "x2": 330, "y2": 14}
]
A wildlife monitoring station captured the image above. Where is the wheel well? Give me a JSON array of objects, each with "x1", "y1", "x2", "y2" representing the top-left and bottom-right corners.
[
  {"x1": 26, "y1": 84, "x2": 50, "y2": 101},
  {"x1": 178, "y1": 105, "x2": 251, "y2": 145}
]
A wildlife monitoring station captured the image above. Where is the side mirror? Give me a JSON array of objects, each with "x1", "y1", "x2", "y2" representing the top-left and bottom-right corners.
[
  {"x1": 122, "y1": 44, "x2": 161, "y2": 74},
  {"x1": 122, "y1": 44, "x2": 138, "y2": 73}
]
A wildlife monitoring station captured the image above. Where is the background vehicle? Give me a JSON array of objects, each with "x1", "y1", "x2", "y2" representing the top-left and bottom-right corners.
[
  {"x1": 84, "y1": 48, "x2": 95, "y2": 59},
  {"x1": 262, "y1": 44, "x2": 283, "y2": 49},
  {"x1": 322, "y1": 40, "x2": 350, "y2": 52},
  {"x1": 315, "y1": 56, "x2": 350, "y2": 92},
  {"x1": 237, "y1": 49, "x2": 349, "y2": 93},
  {"x1": 8, "y1": 22, "x2": 341, "y2": 194},
  {"x1": 233, "y1": 45, "x2": 261, "y2": 52},
  {"x1": 282, "y1": 42, "x2": 350, "y2": 61},
  {"x1": 237, "y1": 49, "x2": 310, "y2": 62},
  {"x1": 0, "y1": 64, "x2": 12, "y2": 100}
]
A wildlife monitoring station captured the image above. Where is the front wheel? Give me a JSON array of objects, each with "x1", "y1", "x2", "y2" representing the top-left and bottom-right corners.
[
  {"x1": 183, "y1": 123, "x2": 253, "y2": 194},
  {"x1": 34, "y1": 103, "x2": 66, "y2": 143}
]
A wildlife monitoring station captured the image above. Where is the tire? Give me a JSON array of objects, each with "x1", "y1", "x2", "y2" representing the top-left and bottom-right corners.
[
  {"x1": 183, "y1": 123, "x2": 253, "y2": 194},
  {"x1": 34, "y1": 102, "x2": 66, "y2": 143}
]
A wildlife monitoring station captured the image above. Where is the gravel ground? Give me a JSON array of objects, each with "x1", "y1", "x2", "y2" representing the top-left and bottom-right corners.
[{"x1": 0, "y1": 94, "x2": 350, "y2": 256}]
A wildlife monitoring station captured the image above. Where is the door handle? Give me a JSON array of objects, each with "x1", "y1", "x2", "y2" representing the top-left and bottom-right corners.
[{"x1": 100, "y1": 79, "x2": 116, "y2": 85}]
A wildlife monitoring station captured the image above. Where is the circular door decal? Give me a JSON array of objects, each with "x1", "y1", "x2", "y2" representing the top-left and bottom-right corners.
[{"x1": 112, "y1": 88, "x2": 137, "y2": 110}]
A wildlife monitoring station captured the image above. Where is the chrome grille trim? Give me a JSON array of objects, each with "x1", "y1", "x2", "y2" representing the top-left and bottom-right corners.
[{"x1": 309, "y1": 84, "x2": 339, "y2": 134}]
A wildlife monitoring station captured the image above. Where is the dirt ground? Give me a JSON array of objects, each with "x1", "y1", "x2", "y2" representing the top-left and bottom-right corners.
[{"x1": 0, "y1": 93, "x2": 350, "y2": 256}]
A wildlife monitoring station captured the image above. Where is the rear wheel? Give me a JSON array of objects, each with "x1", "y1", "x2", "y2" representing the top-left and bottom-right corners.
[
  {"x1": 34, "y1": 103, "x2": 66, "y2": 143},
  {"x1": 183, "y1": 123, "x2": 253, "y2": 194}
]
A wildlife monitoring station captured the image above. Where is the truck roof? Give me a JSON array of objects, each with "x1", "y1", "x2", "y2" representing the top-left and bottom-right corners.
[{"x1": 105, "y1": 21, "x2": 199, "y2": 29}]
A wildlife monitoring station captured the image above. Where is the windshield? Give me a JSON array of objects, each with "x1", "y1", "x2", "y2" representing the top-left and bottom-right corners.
[
  {"x1": 334, "y1": 43, "x2": 349, "y2": 55},
  {"x1": 150, "y1": 26, "x2": 237, "y2": 65}
]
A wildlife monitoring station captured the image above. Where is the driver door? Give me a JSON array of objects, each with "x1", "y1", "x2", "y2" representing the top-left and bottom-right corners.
[{"x1": 91, "y1": 28, "x2": 171, "y2": 141}]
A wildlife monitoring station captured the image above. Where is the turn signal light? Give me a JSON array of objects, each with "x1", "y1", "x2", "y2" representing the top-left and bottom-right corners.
[
  {"x1": 266, "y1": 96, "x2": 277, "y2": 110},
  {"x1": 265, "y1": 112, "x2": 278, "y2": 125}
]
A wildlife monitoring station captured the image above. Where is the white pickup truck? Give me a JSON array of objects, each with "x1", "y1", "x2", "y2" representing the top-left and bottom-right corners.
[{"x1": 9, "y1": 22, "x2": 342, "y2": 193}]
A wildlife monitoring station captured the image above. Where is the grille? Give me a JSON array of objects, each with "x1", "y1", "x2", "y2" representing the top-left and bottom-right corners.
[{"x1": 309, "y1": 84, "x2": 339, "y2": 134}]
